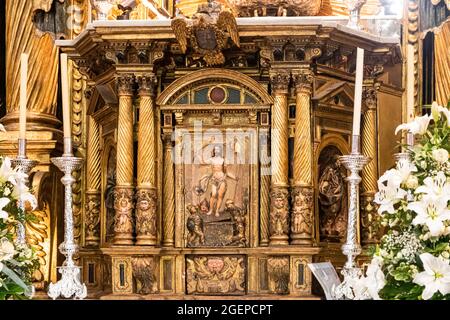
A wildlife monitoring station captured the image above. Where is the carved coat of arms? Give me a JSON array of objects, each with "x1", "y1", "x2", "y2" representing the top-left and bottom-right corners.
[{"x1": 171, "y1": 0, "x2": 240, "y2": 66}]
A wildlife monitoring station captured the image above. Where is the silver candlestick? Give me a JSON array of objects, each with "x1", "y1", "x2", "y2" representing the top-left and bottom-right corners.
[
  {"x1": 11, "y1": 139, "x2": 38, "y2": 245},
  {"x1": 346, "y1": 0, "x2": 367, "y2": 30},
  {"x1": 332, "y1": 135, "x2": 371, "y2": 300},
  {"x1": 48, "y1": 137, "x2": 87, "y2": 300}
]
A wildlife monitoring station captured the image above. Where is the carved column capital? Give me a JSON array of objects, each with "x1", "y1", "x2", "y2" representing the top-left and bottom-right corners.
[
  {"x1": 117, "y1": 74, "x2": 135, "y2": 96},
  {"x1": 137, "y1": 74, "x2": 157, "y2": 97},
  {"x1": 292, "y1": 69, "x2": 314, "y2": 94},
  {"x1": 270, "y1": 71, "x2": 290, "y2": 94},
  {"x1": 362, "y1": 85, "x2": 379, "y2": 111},
  {"x1": 135, "y1": 188, "x2": 158, "y2": 246},
  {"x1": 269, "y1": 186, "x2": 290, "y2": 246}
]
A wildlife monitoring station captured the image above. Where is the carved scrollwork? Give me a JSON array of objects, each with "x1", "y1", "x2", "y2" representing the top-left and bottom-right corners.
[
  {"x1": 131, "y1": 256, "x2": 158, "y2": 294},
  {"x1": 186, "y1": 256, "x2": 246, "y2": 295},
  {"x1": 267, "y1": 256, "x2": 290, "y2": 294},
  {"x1": 362, "y1": 86, "x2": 379, "y2": 110},
  {"x1": 85, "y1": 193, "x2": 101, "y2": 247}
]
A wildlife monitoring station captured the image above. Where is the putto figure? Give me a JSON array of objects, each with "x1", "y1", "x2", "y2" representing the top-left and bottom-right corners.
[{"x1": 186, "y1": 204, "x2": 205, "y2": 246}]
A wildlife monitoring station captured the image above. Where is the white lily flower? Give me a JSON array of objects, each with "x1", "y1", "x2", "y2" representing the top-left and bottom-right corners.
[
  {"x1": 0, "y1": 237, "x2": 15, "y2": 262},
  {"x1": 432, "y1": 102, "x2": 450, "y2": 127},
  {"x1": 409, "y1": 197, "x2": 450, "y2": 237},
  {"x1": 0, "y1": 197, "x2": 10, "y2": 220},
  {"x1": 396, "y1": 160, "x2": 418, "y2": 184},
  {"x1": 415, "y1": 172, "x2": 450, "y2": 203},
  {"x1": 374, "y1": 169, "x2": 407, "y2": 214},
  {"x1": 395, "y1": 114, "x2": 432, "y2": 136},
  {"x1": 0, "y1": 158, "x2": 16, "y2": 185},
  {"x1": 413, "y1": 253, "x2": 450, "y2": 300},
  {"x1": 363, "y1": 259, "x2": 386, "y2": 300}
]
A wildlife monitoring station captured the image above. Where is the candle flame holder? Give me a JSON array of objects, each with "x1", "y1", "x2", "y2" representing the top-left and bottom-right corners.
[
  {"x1": 11, "y1": 139, "x2": 38, "y2": 245},
  {"x1": 48, "y1": 138, "x2": 87, "y2": 300},
  {"x1": 332, "y1": 135, "x2": 371, "y2": 300}
]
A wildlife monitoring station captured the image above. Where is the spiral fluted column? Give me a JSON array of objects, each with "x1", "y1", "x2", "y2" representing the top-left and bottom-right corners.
[
  {"x1": 113, "y1": 74, "x2": 135, "y2": 245},
  {"x1": 269, "y1": 71, "x2": 290, "y2": 246},
  {"x1": 135, "y1": 75, "x2": 158, "y2": 246},
  {"x1": 361, "y1": 85, "x2": 379, "y2": 245},
  {"x1": 85, "y1": 115, "x2": 101, "y2": 247},
  {"x1": 162, "y1": 132, "x2": 175, "y2": 247},
  {"x1": 290, "y1": 69, "x2": 315, "y2": 246},
  {"x1": 259, "y1": 127, "x2": 271, "y2": 247}
]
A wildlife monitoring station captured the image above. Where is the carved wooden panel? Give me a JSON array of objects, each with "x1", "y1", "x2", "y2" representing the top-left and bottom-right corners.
[{"x1": 186, "y1": 255, "x2": 246, "y2": 295}]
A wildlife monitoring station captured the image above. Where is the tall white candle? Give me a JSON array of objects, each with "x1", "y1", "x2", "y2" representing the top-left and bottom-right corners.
[
  {"x1": 352, "y1": 47, "x2": 364, "y2": 136},
  {"x1": 19, "y1": 53, "x2": 28, "y2": 140},
  {"x1": 406, "y1": 44, "x2": 415, "y2": 123},
  {"x1": 60, "y1": 53, "x2": 71, "y2": 139}
]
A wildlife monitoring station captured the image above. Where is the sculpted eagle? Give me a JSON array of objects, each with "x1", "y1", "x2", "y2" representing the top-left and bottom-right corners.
[{"x1": 171, "y1": 0, "x2": 240, "y2": 66}]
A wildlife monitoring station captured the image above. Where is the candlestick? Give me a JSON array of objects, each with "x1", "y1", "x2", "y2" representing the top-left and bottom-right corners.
[
  {"x1": 11, "y1": 139, "x2": 38, "y2": 245},
  {"x1": 60, "y1": 54, "x2": 72, "y2": 139},
  {"x1": 352, "y1": 48, "x2": 364, "y2": 137},
  {"x1": 406, "y1": 44, "x2": 415, "y2": 123},
  {"x1": 19, "y1": 54, "x2": 28, "y2": 140},
  {"x1": 48, "y1": 154, "x2": 87, "y2": 300},
  {"x1": 332, "y1": 136, "x2": 371, "y2": 300}
]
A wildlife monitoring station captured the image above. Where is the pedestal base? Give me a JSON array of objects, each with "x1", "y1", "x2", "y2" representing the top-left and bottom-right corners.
[{"x1": 48, "y1": 266, "x2": 87, "y2": 300}]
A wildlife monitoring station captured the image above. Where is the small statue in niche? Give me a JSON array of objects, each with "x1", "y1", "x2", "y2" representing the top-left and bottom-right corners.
[
  {"x1": 186, "y1": 204, "x2": 205, "y2": 246},
  {"x1": 318, "y1": 152, "x2": 346, "y2": 240},
  {"x1": 224, "y1": 199, "x2": 246, "y2": 246}
]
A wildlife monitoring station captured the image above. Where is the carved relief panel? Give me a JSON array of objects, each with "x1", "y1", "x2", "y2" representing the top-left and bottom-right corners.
[
  {"x1": 179, "y1": 130, "x2": 253, "y2": 248},
  {"x1": 186, "y1": 255, "x2": 246, "y2": 295}
]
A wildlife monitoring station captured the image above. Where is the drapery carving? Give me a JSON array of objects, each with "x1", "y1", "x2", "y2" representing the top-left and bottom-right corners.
[
  {"x1": 5, "y1": 0, "x2": 59, "y2": 123},
  {"x1": 435, "y1": 21, "x2": 450, "y2": 106}
]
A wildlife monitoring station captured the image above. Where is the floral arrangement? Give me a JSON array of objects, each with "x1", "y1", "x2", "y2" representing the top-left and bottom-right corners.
[
  {"x1": 0, "y1": 156, "x2": 39, "y2": 300},
  {"x1": 355, "y1": 102, "x2": 450, "y2": 300}
]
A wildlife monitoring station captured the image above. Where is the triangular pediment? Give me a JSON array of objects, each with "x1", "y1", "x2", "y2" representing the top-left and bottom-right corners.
[{"x1": 313, "y1": 81, "x2": 354, "y2": 109}]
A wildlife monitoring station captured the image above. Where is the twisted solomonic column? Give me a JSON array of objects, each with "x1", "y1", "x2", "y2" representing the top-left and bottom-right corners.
[
  {"x1": 136, "y1": 75, "x2": 158, "y2": 246},
  {"x1": 269, "y1": 70, "x2": 290, "y2": 246},
  {"x1": 162, "y1": 132, "x2": 175, "y2": 247},
  {"x1": 361, "y1": 85, "x2": 380, "y2": 245},
  {"x1": 290, "y1": 69, "x2": 315, "y2": 246},
  {"x1": 113, "y1": 74, "x2": 135, "y2": 245},
  {"x1": 85, "y1": 115, "x2": 101, "y2": 247},
  {"x1": 259, "y1": 127, "x2": 271, "y2": 247}
]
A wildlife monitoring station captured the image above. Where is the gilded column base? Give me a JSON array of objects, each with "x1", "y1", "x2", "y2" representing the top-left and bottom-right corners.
[
  {"x1": 290, "y1": 186, "x2": 314, "y2": 246},
  {"x1": 85, "y1": 191, "x2": 101, "y2": 247},
  {"x1": 269, "y1": 186, "x2": 290, "y2": 246},
  {"x1": 135, "y1": 188, "x2": 158, "y2": 246},
  {"x1": 113, "y1": 186, "x2": 135, "y2": 246}
]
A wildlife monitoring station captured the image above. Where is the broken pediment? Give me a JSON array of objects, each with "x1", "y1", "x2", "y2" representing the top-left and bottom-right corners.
[{"x1": 312, "y1": 81, "x2": 354, "y2": 110}]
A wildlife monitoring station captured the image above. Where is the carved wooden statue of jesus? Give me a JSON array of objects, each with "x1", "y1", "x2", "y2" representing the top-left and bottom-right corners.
[{"x1": 195, "y1": 145, "x2": 238, "y2": 217}]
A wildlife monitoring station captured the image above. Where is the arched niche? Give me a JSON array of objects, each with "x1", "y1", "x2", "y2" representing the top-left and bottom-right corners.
[{"x1": 315, "y1": 134, "x2": 350, "y2": 243}]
